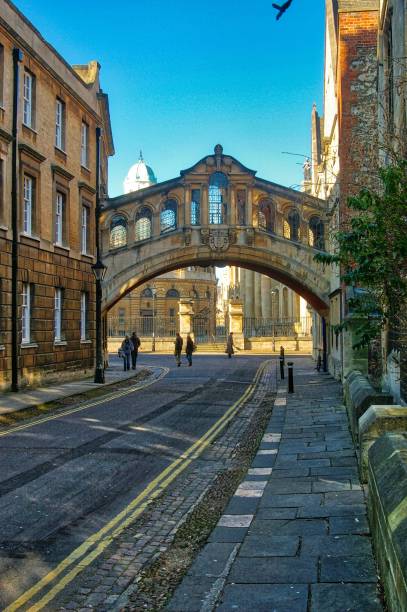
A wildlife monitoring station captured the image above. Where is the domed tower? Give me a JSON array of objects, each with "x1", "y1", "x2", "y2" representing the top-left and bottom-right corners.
[{"x1": 123, "y1": 151, "x2": 157, "y2": 193}]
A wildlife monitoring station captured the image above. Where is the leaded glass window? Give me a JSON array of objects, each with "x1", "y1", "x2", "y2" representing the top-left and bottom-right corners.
[
  {"x1": 166, "y1": 288, "x2": 180, "y2": 298},
  {"x1": 209, "y1": 172, "x2": 228, "y2": 224},
  {"x1": 141, "y1": 287, "x2": 153, "y2": 298},
  {"x1": 160, "y1": 199, "x2": 177, "y2": 234},
  {"x1": 191, "y1": 189, "x2": 201, "y2": 225},
  {"x1": 110, "y1": 215, "x2": 127, "y2": 249},
  {"x1": 135, "y1": 206, "x2": 152, "y2": 241}
]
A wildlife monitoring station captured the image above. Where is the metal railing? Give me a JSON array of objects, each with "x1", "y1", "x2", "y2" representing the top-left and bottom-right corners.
[
  {"x1": 243, "y1": 317, "x2": 312, "y2": 338},
  {"x1": 107, "y1": 316, "x2": 178, "y2": 338}
]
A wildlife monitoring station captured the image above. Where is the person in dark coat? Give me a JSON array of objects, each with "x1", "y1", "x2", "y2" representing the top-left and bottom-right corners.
[
  {"x1": 120, "y1": 336, "x2": 133, "y2": 372},
  {"x1": 174, "y1": 333, "x2": 183, "y2": 367},
  {"x1": 226, "y1": 332, "x2": 234, "y2": 358},
  {"x1": 185, "y1": 334, "x2": 195, "y2": 367},
  {"x1": 130, "y1": 331, "x2": 141, "y2": 369}
]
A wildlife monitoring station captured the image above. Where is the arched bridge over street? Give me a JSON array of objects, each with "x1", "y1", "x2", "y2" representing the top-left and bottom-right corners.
[{"x1": 100, "y1": 145, "x2": 330, "y2": 315}]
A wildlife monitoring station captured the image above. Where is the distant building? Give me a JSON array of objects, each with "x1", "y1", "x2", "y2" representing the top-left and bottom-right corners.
[
  {"x1": 123, "y1": 152, "x2": 157, "y2": 194},
  {"x1": 0, "y1": 0, "x2": 114, "y2": 389}
]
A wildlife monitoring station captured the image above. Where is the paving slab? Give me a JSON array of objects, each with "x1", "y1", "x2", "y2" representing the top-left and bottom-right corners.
[
  {"x1": 310, "y1": 583, "x2": 382, "y2": 612},
  {"x1": 166, "y1": 357, "x2": 383, "y2": 612},
  {"x1": 217, "y1": 584, "x2": 308, "y2": 612}
]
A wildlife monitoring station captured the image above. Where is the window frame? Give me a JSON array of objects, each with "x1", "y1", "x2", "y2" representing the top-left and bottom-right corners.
[
  {"x1": 55, "y1": 98, "x2": 66, "y2": 151},
  {"x1": 80, "y1": 291, "x2": 88, "y2": 341},
  {"x1": 21, "y1": 283, "x2": 31, "y2": 344},
  {"x1": 109, "y1": 215, "x2": 128, "y2": 249},
  {"x1": 54, "y1": 287, "x2": 62, "y2": 342},
  {"x1": 160, "y1": 199, "x2": 177, "y2": 234},
  {"x1": 55, "y1": 191, "x2": 65, "y2": 246},
  {"x1": 81, "y1": 121, "x2": 89, "y2": 168},
  {"x1": 209, "y1": 172, "x2": 228, "y2": 225},
  {"x1": 135, "y1": 206, "x2": 153, "y2": 242},
  {"x1": 81, "y1": 203, "x2": 90, "y2": 254},
  {"x1": 23, "y1": 174, "x2": 33, "y2": 236},
  {"x1": 23, "y1": 70, "x2": 35, "y2": 129},
  {"x1": 190, "y1": 189, "x2": 201, "y2": 226}
]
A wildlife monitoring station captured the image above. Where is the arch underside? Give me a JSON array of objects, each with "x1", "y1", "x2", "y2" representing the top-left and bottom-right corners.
[{"x1": 102, "y1": 243, "x2": 330, "y2": 316}]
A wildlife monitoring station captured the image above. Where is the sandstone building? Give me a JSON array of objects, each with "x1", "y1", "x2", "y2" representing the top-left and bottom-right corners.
[{"x1": 0, "y1": 0, "x2": 114, "y2": 389}]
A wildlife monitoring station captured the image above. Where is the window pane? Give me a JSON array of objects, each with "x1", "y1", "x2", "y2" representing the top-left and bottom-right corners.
[
  {"x1": 23, "y1": 176, "x2": 33, "y2": 235},
  {"x1": 191, "y1": 189, "x2": 200, "y2": 225},
  {"x1": 110, "y1": 216, "x2": 127, "y2": 248},
  {"x1": 55, "y1": 192, "x2": 64, "y2": 244},
  {"x1": 22, "y1": 283, "x2": 30, "y2": 343},
  {"x1": 54, "y1": 288, "x2": 62, "y2": 341},
  {"x1": 209, "y1": 172, "x2": 228, "y2": 224},
  {"x1": 160, "y1": 200, "x2": 177, "y2": 233}
]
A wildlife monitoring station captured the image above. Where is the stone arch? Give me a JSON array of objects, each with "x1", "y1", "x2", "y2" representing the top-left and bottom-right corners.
[{"x1": 102, "y1": 237, "x2": 330, "y2": 317}]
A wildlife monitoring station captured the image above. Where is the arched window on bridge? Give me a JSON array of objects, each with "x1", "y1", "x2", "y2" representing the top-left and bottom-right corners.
[
  {"x1": 191, "y1": 189, "x2": 201, "y2": 225},
  {"x1": 160, "y1": 199, "x2": 177, "y2": 234},
  {"x1": 308, "y1": 216, "x2": 324, "y2": 250},
  {"x1": 109, "y1": 215, "x2": 127, "y2": 249},
  {"x1": 258, "y1": 199, "x2": 275, "y2": 232},
  {"x1": 166, "y1": 288, "x2": 180, "y2": 298},
  {"x1": 209, "y1": 172, "x2": 228, "y2": 224},
  {"x1": 283, "y1": 209, "x2": 300, "y2": 241},
  {"x1": 135, "y1": 206, "x2": 152, "y2": 242}
]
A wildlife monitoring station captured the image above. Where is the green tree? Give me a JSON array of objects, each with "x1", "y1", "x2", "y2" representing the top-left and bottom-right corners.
[{"x1": 315, "y1": 161, "x2": 407, "y2": 348}]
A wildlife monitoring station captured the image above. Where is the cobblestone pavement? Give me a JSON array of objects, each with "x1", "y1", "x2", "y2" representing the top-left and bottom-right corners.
[
  {"x1": 48, "y1": 359, "x2": 277, "y2": 610},
  {"x1": 168, "y1": 358, "x2": 383, "y2": 612}
]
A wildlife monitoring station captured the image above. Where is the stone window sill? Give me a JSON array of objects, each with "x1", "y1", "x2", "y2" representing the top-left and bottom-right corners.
[
  {"x1": 21, "y1": 342, "x2": 38, "y2": 349},
  {"x1": 0, "y1": 345, "x2": 5, "y2": 351},
  {"x1": 55, "y1": 146, "x2": 67, "y2": 160},
  {"x1": 80, "y1": 339, "x2": 92, "y2": 345},
  {"x1": 22, "y1": 123, "x2": 38, "y2": 135},
  {"x1": 54, "y1": 243, "x2": 71, "y2": 254},
  {"x1": 81, "y1": 252, "x2": 94, "y2": 261},
  {"x1": 54, "y1": 341, "x2": 67, "y2": 347}
]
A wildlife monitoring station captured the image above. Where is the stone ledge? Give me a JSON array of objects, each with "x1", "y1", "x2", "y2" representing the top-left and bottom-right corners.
[
  {"x1": 359, "y1": 405, "x2": 407, "y2": 483},
  {"x1": 344, "y1": 370, "x2": 393, "y2": 441},
  {"x1": 368, "y1": 433, "x2": 407, "y2": 612}
]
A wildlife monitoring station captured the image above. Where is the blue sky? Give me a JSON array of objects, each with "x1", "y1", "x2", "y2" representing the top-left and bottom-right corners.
[{"x1": 14, "y1": 0, "x2": 325, "y2": 197}]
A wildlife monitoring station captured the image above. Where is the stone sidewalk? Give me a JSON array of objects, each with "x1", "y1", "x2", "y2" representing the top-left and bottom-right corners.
[{"x1": 167, "y1": 358, "x2": 383, "y2": 612}]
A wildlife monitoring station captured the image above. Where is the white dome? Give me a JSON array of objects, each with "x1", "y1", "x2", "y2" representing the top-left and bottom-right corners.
[{"x1": 123, "y1": 152, "x2": 157, "y2": 194}]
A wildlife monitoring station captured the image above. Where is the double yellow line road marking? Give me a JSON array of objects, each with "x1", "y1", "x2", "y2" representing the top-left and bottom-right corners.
[
  {"x1": 5, "y1": 361, "x2": 267, "y2": 611},
  {"x1": 0, "y1": 366, "x2": 169, "y2": 439}
]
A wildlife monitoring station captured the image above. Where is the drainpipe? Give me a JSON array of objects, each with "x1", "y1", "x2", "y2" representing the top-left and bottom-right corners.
[
  {"x1": 322, "y1": 316, "x2": 328, "y2": 372},
  {"x1": 11, "y1": 48, "x2": 23, "y2": 392}
]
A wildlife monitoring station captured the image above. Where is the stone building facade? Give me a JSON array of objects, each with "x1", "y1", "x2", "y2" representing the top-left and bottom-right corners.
[
  {"x1": 107, "y1": 266, "x2": 217, "y2": 343},
  {"x1": 0, "y1": 0, "x2": 114, "y2": 389},
  {"x1": 309, "y1": 0, "x2": 379, "y2": 379}
]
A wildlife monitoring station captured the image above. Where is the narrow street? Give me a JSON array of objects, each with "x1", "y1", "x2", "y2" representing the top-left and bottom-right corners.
[{"x1": 0, "y1": 354, "x2": 269, "y2": 610}]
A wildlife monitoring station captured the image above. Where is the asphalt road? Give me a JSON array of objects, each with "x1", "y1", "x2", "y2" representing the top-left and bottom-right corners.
[{"x1": 0, "y1": 353, "x2": 268, "y2": 609}]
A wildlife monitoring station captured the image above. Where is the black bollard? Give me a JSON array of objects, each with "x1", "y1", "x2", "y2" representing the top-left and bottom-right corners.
[
  {"x1": 279, "y1": 357, "x2": 285, "y2": 380},
  {"x1": 287, "y1": 361, "x2": 294, "y2": 393}
]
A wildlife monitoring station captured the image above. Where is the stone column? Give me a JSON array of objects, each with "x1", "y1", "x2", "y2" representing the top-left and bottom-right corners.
[
  {"x1": 240, "y1": 268, "x2": 246, "y2": 303},
  {"x1": 228, "y1": 300, "x2": 244, "y2": 349},
  {"x1": 229, "y1": 186, "x2": 236, "y2": 226},
  {"x1": 179, "y1": 299, "x2": 194, "y2": 339},
  {"x1": 254, "y1": 273, "x2": 262, "y2": 318},
  {"x1": 245, "y1": 270, "x2": 255, "y2": 318},
  {"x1": 247, "y1": 187, "x2": 253, "y2": 227},
  {"x1": 201, "y1": 184, "x2": 208, "y2": 226},
  {"x1": 152, "y1": 207, "x2": 161, "y2": 237},
  {"x1": 261, "y1": 275, "x2": 272, "y2": 318},
  {"x1": 184, "y1": 184, "x2": 191, "y2": 226}
]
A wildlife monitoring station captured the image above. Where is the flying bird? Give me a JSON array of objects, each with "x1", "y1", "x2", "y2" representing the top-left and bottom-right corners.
[{"x1": 272, "y1": 0, "x2": 293, "y2": 20}]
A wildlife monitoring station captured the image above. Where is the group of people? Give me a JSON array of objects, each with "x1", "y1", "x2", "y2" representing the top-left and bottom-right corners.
[
  {"x1": 119, "y1": 332, "x2": 141, "y2": 371},
  {"x1": 119, "y1": 331, "x2": 237, "y2": 370}
]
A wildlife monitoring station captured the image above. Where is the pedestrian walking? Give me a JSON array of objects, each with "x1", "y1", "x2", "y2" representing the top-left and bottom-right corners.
[
  {"x1": 226, "y1": 332, "x2": 234, "y2": 358},
  {"x1": 130, "y1": 331, "x2": 141, "y2": 369},
  {"x1": 174, "y1": 332, "x2": 183, "y2": 367},
  {"x1": 120, "y1": 335, "x2": 133, "y2": 372},
  {"x1": 185, "y1": 334, "x2": 195, "y2": 367},
  {"x1": 280, "y1": 345, "x2": 285, "y2": 365}
]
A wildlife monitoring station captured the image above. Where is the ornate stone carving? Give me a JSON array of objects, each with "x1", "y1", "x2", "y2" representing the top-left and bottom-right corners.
[
  {"x1": 184, "y1": 228, "x2": 192, "y2": 246},
  {"x1": 200, "y1": 228, "x2": 237, "y2": 252},
  {"x1": 246, "y1": 228, "x2": 255, "y2": 245}
]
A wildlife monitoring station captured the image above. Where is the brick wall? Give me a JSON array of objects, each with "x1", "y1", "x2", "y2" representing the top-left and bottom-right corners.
[
  {"x1": 0, "y1": 235, "x2": 95, "y2": 389},
  {"x1": 337, "y1": 9, "x2": 379, "y2": 210}
]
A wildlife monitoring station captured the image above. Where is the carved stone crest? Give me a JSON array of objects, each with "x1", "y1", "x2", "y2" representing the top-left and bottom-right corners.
[
  {"x1": 201, "y1": 228, "x2": 236, "y2": 252},
  {"x1": 184, "y1": 228, "x2": 192, "y2": 246}
]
